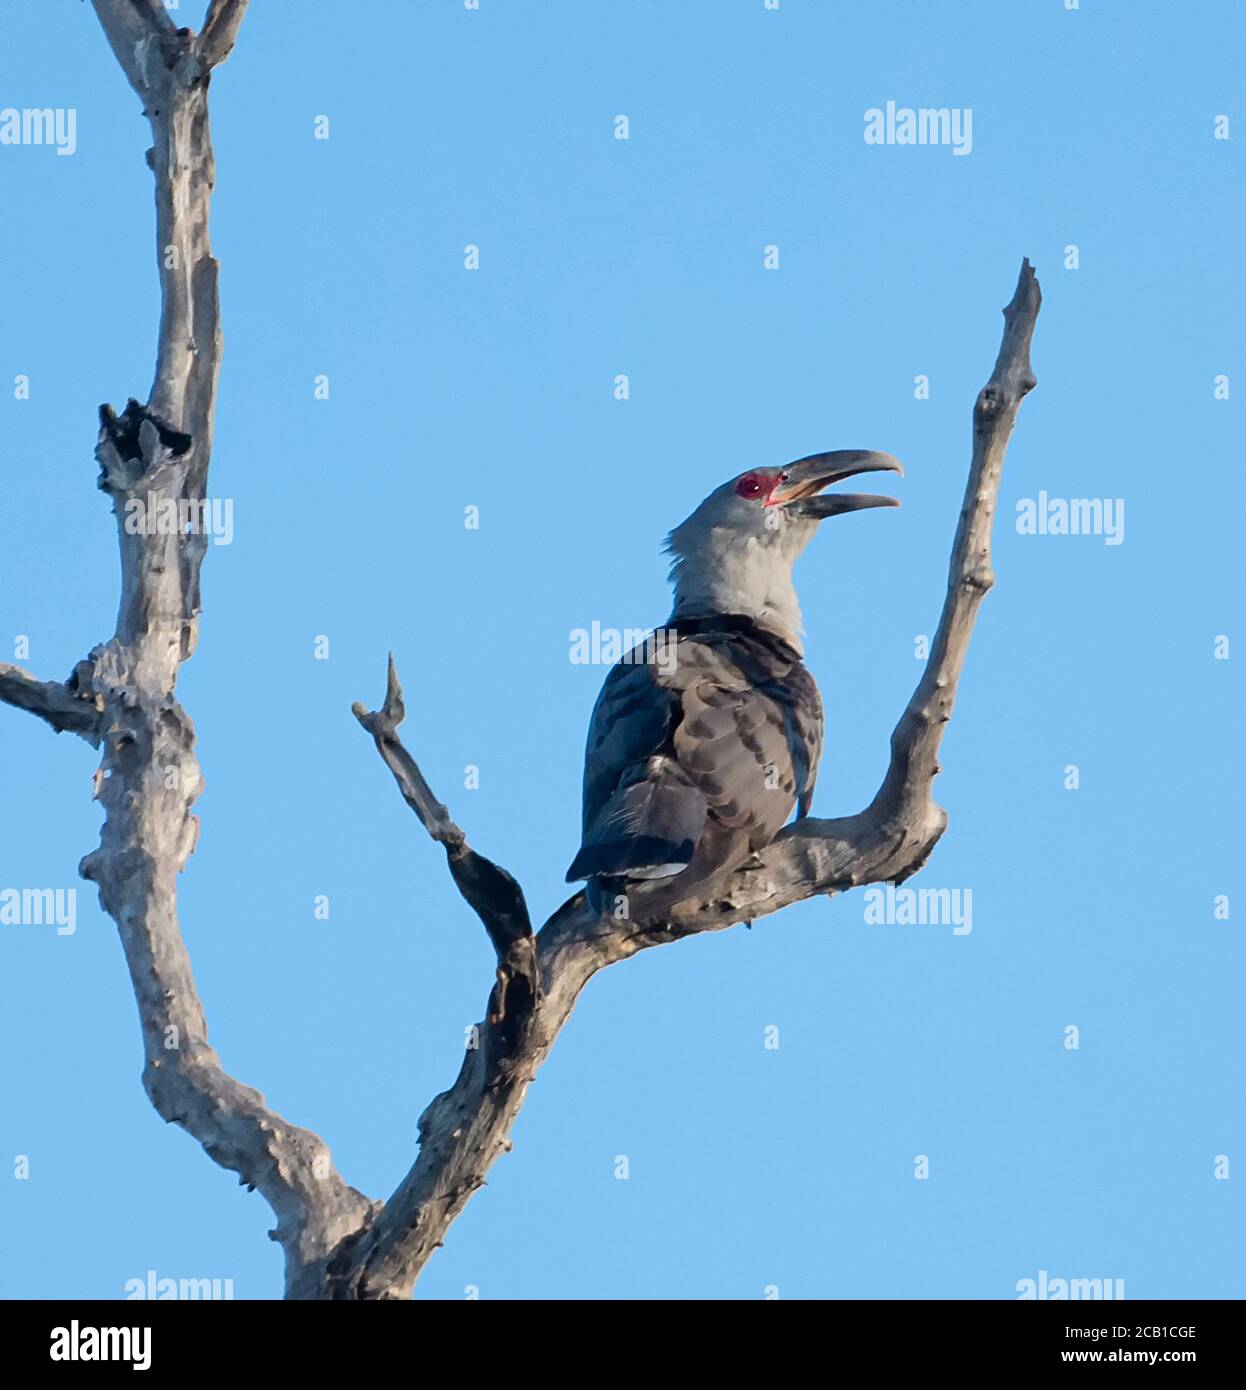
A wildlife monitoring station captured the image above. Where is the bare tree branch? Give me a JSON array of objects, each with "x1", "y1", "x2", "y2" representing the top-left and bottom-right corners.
[
  {"x1": 337, "y1": 259, "x2": 1042, "y2": 1298},
  {"x1": 198, "y1": 0, "x2": 250, "y2": 70},
  {"x1": 351, "y1": 654, "x2": 474, "y2": 854},
  {"x1": 873, "y1": 259, "x2": 1042, "y2": 829},
  {"x1": 50, "y1": 2, "x2": 375, "y2": 1289},
  {"x1": 92, "y1": 0, "x2": 250, "y2": 94},
  {"x1": 90, "y1": 0, "x2": 175, "y2": 97},
  {"x1": 352, "y1": 656, "x2": 537, "y2": 1025},
  {"x1": 0, "y1": 661, "x2": 102, "y2": 743}
]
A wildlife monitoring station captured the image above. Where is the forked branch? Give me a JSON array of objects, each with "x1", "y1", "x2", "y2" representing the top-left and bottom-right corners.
[
  {"x1": 345, "y1": 259, "x2": 1042, "y2": 1295},
  {"x1": 352, "y1": 656, "x2": 538, "y2": 1023},
  {"x1": 0, "y1": 0, "x2": 374, "y2": 1290}
]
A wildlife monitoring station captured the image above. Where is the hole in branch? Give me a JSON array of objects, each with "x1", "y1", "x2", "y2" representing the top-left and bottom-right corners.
[{"x1": 98, "y1": 399, "x2": 192, "y2": 460}]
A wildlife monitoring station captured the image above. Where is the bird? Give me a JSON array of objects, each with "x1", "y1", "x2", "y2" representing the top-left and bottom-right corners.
[{"x1": 566, "y1": 449, "x2": 902, "y2": 919}]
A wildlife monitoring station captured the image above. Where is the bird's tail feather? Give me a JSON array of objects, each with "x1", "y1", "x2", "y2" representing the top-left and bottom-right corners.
[
  {"x1": 565, "y1": 757, "x2": 705, "y2": 883},
  {"x1": 583, "y1": 825, "x2": 753, "y2": 922}
]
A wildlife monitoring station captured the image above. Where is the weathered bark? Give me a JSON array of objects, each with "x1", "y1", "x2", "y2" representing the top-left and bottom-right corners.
[
  {"x1": 0, "y1": 0, "x2": 1041, "y2": 1302},
  {"x1": 2, "y1": 0, "x2": 375, "y2": 1291},
  {"x1": 0, "y1": 660, "x2": 102, "y2": 742}
]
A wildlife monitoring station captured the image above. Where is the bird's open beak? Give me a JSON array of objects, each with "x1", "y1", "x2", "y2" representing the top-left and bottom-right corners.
[{"x1": 768, "y1": 449, "x2": 903, "y2": 518}]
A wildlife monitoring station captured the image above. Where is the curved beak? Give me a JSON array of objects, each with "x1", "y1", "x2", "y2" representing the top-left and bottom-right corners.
[{"x1": 768, "y1": 449, "x2": 903, "y2": 518}]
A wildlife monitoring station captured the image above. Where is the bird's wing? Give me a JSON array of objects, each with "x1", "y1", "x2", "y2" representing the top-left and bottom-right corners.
[
  {"x1": 567, "y1": 654, "x2": 706, "y2": 881},
  {"x1": 668, "y1": 632, "x2": 821, "y2": 847},
  {"x1": 577, "y1": 656, "x2": 677, "y2": 836},
  {"x1": 773, "y1": 660, "x2": 823, "y2": 818},
  {"x1": 565, "y1": 628, "x2": 823, "y2": 886}
]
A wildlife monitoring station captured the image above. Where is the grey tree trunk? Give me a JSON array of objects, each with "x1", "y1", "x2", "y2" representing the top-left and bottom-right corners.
[{"x1": 0, "y1": 1, "x2": 1041, "y2": 1300}]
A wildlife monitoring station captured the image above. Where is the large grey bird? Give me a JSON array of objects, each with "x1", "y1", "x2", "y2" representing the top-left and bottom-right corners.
[{"x1": 566, "y1": 449, "x2": 902, "y2": 916}]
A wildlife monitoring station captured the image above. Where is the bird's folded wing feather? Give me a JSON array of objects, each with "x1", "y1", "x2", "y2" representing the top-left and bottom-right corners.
[
  {"x1": 567, "y1": 630, "x2": 822, "y2": 883},
  {"x1": 669, "y1": 634, "x2": 820, "y2": 844}
]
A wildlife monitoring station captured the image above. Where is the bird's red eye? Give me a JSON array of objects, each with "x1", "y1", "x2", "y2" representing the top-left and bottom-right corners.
[{"x1": 735, "y1": 474, "x2": 765, "y2": 500}]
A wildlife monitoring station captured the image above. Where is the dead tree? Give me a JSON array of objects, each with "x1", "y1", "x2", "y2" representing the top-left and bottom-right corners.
[{"x1": 0, "y1": 2, "x2": 1041, "y2": 1299}]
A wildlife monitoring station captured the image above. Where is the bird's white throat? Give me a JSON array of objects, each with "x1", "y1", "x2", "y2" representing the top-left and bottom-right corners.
[{"x1": 669, "y1": 529, "x2": 806, "y2": 653}]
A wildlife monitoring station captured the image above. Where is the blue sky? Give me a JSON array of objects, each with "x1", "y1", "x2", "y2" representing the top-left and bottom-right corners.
[{"x1": 0, "y1": 0, "x2": 1241, "y2": 1299}]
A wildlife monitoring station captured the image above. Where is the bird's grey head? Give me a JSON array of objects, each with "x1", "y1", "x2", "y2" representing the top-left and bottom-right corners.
[{"x1": 666, "y1": 449, "x2": 902, "y2": 652}]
